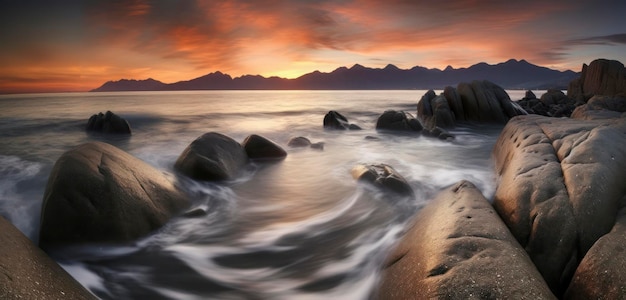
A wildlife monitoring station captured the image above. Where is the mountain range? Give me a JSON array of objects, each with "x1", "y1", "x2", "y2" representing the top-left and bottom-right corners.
[{"x1": 91, "y1": 59, "x2": 579, "y2": 92}]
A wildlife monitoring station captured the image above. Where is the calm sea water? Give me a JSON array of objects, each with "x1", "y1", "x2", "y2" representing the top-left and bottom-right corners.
[{"x1": 0, "y1": 90, "x2": 529, "y2": 299}]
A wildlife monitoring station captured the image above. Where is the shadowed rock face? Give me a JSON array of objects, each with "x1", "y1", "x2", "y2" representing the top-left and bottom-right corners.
[
  {"x1": 86, "y1": 110, "x2": 131, "y2": 134},
  {"x1": 565, "y1": 208, "x2": 626, "y2": 299},
  {"x1": 568, "y1": 59, "x2": 626, "y2": 102},
  {"x1": 0, "y1": 216, "x2": 96, "y2": 299},
  {"x1": 242, "y1": 134, "x2": 287, "y2": 160},
  {"x1": 492, "y1": 114, "x2": 626, "y2": 295},
  {"x1": 40, "y1": 141, "x2": 189, "y2": 247},
  {"x1": 376, "y1": 180, "x2": 554, "y2": 299},
  {"x1": 323, "y1": 110, "x2": 361, "y2": 130},
  {"x1": 175, "y1": 132, "x2": 249, "y2": 181},
  {"x1": 417, "y1": 80, "x2": 526, "y2": 129},
  {"x1": 376, "y1": 110, "x2": 423, "y2": 132}
]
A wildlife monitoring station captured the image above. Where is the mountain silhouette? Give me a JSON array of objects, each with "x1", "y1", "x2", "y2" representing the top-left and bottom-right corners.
[{"x1": 91, "y1": 59, "x2": 578, "y2": 92}]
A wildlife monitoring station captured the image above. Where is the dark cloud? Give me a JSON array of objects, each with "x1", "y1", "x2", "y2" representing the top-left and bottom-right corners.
[{"x1": 565, "y1": 33, "x2": 626, "y2": 46}]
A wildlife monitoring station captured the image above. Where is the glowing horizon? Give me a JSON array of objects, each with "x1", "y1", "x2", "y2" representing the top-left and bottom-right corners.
[{"x1": 1, "y1": 0, "x2": 625, "y2": 94}]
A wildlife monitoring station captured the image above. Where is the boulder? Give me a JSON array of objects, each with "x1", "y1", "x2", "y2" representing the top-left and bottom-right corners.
[
  {"x1": 568, "y1": 59, "x2": 626, "y2": 102},
  {"x1": 375, "y1": 110, "x2": 422, "y2": 132},
  {"x1": 175, "y1": 132, "x2": 248, "y2": 181},
  {"x1": 564, "y1": 208, "x2": 626, "y2": 299},
  {"x1": 287, "y1": 136, "x2": 311, "y2": 147},
  {"x1": 323, "y1": 110, "x2": 361, "y2": 130},
  {"x1": 417, "y1": 81, "x2": 526, "y2": 128},
  {"x1": 376, "y1": 181, "x2": 554, "y2": 299},
  {"x1": 571, "y1": 95, "x2": 626, "y2": 120},
  {"x1": 40, "y1": 142, "x2": 189, "y2": 247},
  {"x1": 492, "y1": 114, "x2": 626, "y2": 295},
  {"x1": 0, "y1": 216, "x2": 96, "y2": 299},
  {"x1": 242, "y1": 134, "x2": 287, "y2": 160},
  {"x1": 351, "y1": 164, "x2": 413, "y2": 197},
  {"x1": 525, "y1": 90, "x2": 537, "y2": 100},
  {"x1": 86, "y1": 110, "x2": 131, "y2": 134}
]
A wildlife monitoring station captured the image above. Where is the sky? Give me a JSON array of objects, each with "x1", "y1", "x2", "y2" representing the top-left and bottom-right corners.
[{"x1": 0, "y1": 0, "x2": 625, "y2": 94}]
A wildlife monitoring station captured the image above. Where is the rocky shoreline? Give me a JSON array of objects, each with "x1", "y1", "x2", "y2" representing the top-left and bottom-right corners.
[{"x1": 1, "y1": 59, "x2": 625, "y2": 299}]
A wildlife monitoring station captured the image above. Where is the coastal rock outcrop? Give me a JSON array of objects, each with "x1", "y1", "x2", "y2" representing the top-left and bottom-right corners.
[
  {"x1": 376, "y1": 180, "x2": 554, "y2": 299},
  {"x1": 492, "y1": 114, "x2": 626, "y2": 295},
  {"x1": 175, "y1": 132, "x2": 249, "y2": 181},
  {"x1": 517, "y1": 89, "x2": 576, "y2": 117},
  {"x1": 242, "y1": 134, "x2": 287, "y2": 160},
  {"x1": 86, "y1": 110, "x2": 131, "y2": 134},
  {"x1": 375, "y1": 110, "x2": 423, "y2": 132},
  {"x1": 40, "y1": 141, "x2": 189, "y2": 247},
  {"x1": 567, "y1": 58, "x2": 626, "y2": 102},
  {"x1": 351, "y1": 164, "x2": 413, "y2": 197},
  {"x1": 417, "y1": 80, "x2": 526, "y2": 128},
  {"x1": 1, "y1": 216, "x2": 96, "y2": 299},
  {"x1": 571, "y1": 95, "x2": 626, "y2": 120},
  {"x1": 564, "y1": 208, "x2": 626, "y2": 299},
  {"x1": 323, "y1": 110, "x2": 361, "y2": 130}
]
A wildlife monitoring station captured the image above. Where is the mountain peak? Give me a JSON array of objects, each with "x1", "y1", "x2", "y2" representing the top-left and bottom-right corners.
[
  {"x1": 384, "y1": 64, "x2": 399, "y2": 70},
  {"x1": 350, "y1": 64, "x2": 366, "y2": 70}
]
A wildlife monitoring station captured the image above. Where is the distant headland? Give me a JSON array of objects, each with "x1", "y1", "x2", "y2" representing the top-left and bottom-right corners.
[{"x1": 91, "y1": 59, "x2": 578, "y2": 92}]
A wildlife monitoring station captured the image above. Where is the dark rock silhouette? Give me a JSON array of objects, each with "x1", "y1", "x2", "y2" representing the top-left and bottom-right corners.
[
  {"x1": 91, "y1": 59, "x2": 578, "y2": 92},
  {"x1": 40, "y1": 142, "x2": 189, "y2": 247},
  {"x1": 351, "y1": 164, "x2": 414, "y2": 197},
  {"x1": 417, "y1": 80, "x2": 526, "y2": 128},
  {"x1": 377, "y1": 181, "x2": 554, "y2": 299},
  {"x1": 86, "y1": 110, "x2": 131, "y2": 134},
  {"x1": 323, "y1": 110, "x2": 361, "y2": 130},
  {"x1": 568, "y1": 59, "x2": 626, "y2": 102},
  {"x1": 242, "y1": 134, "x2": 287, "y2": 160},
  {"x1": 376, "y1": 110, "x2": 423, "y2": 132},
  {"x1": 175, "y1": 132, "x2": 248, "y2": 181}
]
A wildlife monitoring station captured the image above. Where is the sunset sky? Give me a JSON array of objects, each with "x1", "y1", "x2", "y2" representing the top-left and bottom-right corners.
[{"x1": 1, "y1": 0, "x2": 625, "y2": 94}]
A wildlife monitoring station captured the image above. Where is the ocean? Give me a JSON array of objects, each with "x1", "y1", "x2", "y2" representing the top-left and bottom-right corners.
[{"x1": 0, "y1": 90, "x2": 528, "y2": 299}]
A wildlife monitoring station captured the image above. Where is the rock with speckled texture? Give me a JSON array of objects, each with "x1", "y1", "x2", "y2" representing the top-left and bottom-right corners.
[
  {"x1": 492, "y1": 114, "x2": 626, "y2": 296},
  {"x1": 565, "y1": 208, "x2": 626, "y2": 299},
  {"x1": 0, "y1": 216, "x2": 96, "y2": 299},
  {"x1": 376, "y1": 180, "x2": 554, "y2": 299}
]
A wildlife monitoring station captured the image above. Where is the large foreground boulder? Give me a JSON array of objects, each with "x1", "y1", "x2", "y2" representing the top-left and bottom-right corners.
[
  {"x1": 568, "y1": 58, "x2": 626, "y2": 102},
  {"x1": 376, "y1": 110, "x2": 422, "y2": 132},
  {"x1": 86, "y1": 110, "x2": 131, "y2": 134},
  {"x1": 492, "y1": 114, "x2": 626, "y2": 295},
  {"x1": 175, "y1": 132, "x2": 248, "y2": 181},
  {"x1": 241, "y1": 134, "x2": 287, "y2": 160},
  {"x1": 376, "y1": 181, "x2": 554, "y2": 299},
  {"x1": 417, "y1": 80, "x2": 526, "y2": 128},
  {"x1": 40, "y1": 142, "x2": 189, "y2": 247},
  {"x1": 565, "y1": 208, "x2": 626, "y2": 299},
  {"x1": 0, "y1": 216, "x2": 96, "y2": 299}
]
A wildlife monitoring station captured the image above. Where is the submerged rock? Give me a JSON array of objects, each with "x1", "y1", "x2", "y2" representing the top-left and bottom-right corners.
[
  {"x1": 377, "y1": 181, "x2": 554, "y2": 299},
  {"x1": 375, "y1": 110, "x2": 422, "y2": 132},
  {"x1": 40, "y1": 142, "x2": 189, "y2": 247},
  {"x1": 323, "y1": 110, "x2": 361, "y2": 130},
  {"x1": 242, "y1": 134, "x2": 287, "y2": 160},
  {"x1": 287, "y1": 136, "x2": 312, "y2": 147},
  {"x1": 86, "y1": 110, "x2": 131, "y2": 134},
  {"x1": 492, "y1": 114, "x2": 626, "y2": 295},
  {"x1": 0, "y1": 216, "x2": 96, "y2": 299},
  {"x1": 175, "y1": 132, "x2": 248, "y2": 181},
  {"x1": 351, "y1": 164, "x2": 413, "y2": 197}
]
